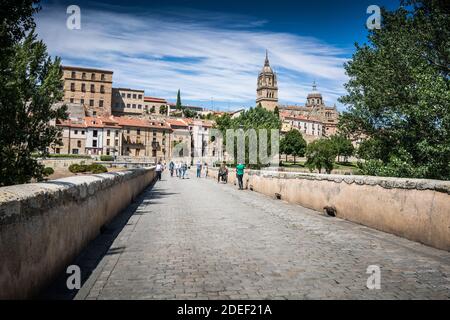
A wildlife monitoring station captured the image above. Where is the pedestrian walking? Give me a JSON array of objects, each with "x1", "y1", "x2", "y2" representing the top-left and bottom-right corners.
[
  {"x1": 155, "y1": 161, "x2": 163, "y2": 181},
  {"x1": 204, "y1": 163, "x2": 208, "y2": 178},
  {"x1": 169, "y1": 161, "x2": 175, "y2": 177},
  {"x1": 236, "y1": 162, "x2": 245, "y2": 190},
  {"x1": 196, "y1": 160, "x2": 202, "y2": 178}
]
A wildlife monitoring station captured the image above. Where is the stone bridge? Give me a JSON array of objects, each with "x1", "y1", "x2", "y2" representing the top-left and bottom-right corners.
[{"x1": 1, "y1": 168, "x2": 449, "y2": 299}]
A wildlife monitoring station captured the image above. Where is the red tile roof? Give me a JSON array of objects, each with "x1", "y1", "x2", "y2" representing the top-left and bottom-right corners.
[{"x1": 144, "y1": 96, "x2": 167, "y2": 103}]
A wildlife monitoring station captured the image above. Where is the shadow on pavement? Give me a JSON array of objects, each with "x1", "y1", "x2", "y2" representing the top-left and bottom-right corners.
[{"x1": 38, "y1": 180, "x2": 177, "y2": 300}]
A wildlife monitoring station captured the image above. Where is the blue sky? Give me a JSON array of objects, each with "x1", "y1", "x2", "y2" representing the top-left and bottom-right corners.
[{"x1": 35, "y1": 0, "x2": 399, "y2": 111}]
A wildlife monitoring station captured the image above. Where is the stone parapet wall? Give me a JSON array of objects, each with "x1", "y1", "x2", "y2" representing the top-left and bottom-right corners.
[
  {"x1": 207, "y1": 168, "x2": 450, "y2": 251},
  {"x1": 39, "y1": 158, "x2": 93, "y2": 169},
  {"x1": 0, "y1": 168, "x2": 156, "y2": 299}
]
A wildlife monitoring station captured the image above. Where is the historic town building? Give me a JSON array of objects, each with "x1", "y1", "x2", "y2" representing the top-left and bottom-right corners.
[
  {"x1": 279, "y1": 82, "x2": 339, "y2": 138},
  {"x1": 61, "y1": 66, "x2": 113, "y2": 117},
  {"x1": 111, "y1": 88, "x2": 145, "y2": 116},
  {"x1": 256, "y1": 51, "x2": 278, "y2": 111}
]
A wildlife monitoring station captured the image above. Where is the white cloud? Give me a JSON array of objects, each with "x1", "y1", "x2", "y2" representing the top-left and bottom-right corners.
[{"x1": 35, "y1": 4, "x2": 349, "y2": 110}]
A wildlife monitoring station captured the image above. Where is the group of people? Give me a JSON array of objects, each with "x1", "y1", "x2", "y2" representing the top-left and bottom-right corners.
[
  {"x1": 158, "y1": 159, "x2": 246, "y2": 190},
  {"x1": 168, "y1": 161, "x2": 189, "y2": 179}
]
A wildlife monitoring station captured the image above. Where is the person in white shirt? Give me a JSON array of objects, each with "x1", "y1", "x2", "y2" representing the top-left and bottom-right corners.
[{"x1": 155, "y1": 162, "x2": 163, "y2": 181}]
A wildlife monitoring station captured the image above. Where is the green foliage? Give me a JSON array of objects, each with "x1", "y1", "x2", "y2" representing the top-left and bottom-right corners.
[
  {"x1": 329, "y1": 135, "x2": 354, "y2": 162},
  {"x1": 280, "y1": 129, "x2": 307, "y2": 163},
  {"x1": 215, "y1": 105, "x2": 281, "y2": 168},
  {"x1": 38, "y1": 153, "x2": 91, "y2": 159},
  {"x1": 159, "y1": 105, "x2": 167, "y2": 115},
  {"x1": 0, "y1": 1, "x2": 68, "y2": 186},
  {"x1": 183, "y1": 108, "x2": 198, "y2": 118},
  {"x1": 150, "y1": 106, "x2": 155, "y2": 113},
  {"x1": 274, "y1": 106, "x2": 280, "y2": 118},
  {"x1": 305, "y1": 138, "x2": 337, "y2": 174},
  {"x1": 100, "y1": 155, "x2": 114, "y2": 161},
  {"x1": 338, "y1": 0, "x2": 450, "y2": 180},
  {"x1": 42, "y1": 167, "x2": 54, "y2": 176},
  {"x1": 69, "y1": 163, "x2": 108, "y2": 174},
  {"x1": 176, "y1": 89, "x2": 182, "y2": 110},
  {"x1": 88, "y1": 163, "x2": 108, "y2": 174}
]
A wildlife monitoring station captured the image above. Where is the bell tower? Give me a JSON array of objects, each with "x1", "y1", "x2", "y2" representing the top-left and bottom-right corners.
[{"x1": 256, "y1": 50, "x2": 278, "y2": 111}]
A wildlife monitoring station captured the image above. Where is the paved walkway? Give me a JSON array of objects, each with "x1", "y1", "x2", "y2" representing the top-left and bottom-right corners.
[{"x1": 75, "y1": 173, "x2": 450, "y2": 300}]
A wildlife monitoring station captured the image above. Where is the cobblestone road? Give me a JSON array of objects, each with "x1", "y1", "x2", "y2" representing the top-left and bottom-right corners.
[{"x1": 76, "y1": 173, "x2": 450, "y2": 300}]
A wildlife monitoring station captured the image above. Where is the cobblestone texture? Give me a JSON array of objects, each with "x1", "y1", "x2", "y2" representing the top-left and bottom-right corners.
[{"x1": 76, "y1": 173, "x2": 450, "y2": 300}]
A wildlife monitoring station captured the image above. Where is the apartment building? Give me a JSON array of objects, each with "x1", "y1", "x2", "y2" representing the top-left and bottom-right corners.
[
  {"x1": 144, "y1": 97, "x2": 169, "y2": 116},
  {"x1": 52, "y1": 119, "x2": 87, "y2": 155},
  {"x1": 166, "y1": 119, "x2": 192, "y2": 162},
  {"x1": 112, "y1": 88, "x2": 145, "y2": 116},
  {"x1": 62, "y1": 66, "x2": 113, "y2": 117},
  {"x1": 116, "y1": 117, "x2": 172, "y2": 161}
]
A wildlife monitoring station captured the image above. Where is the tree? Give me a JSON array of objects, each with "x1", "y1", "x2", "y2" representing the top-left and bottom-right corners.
[
  {"x1": 0, "y1": 1, "x2": 67, "y2": 186},
  {"x1": 159, "y1": 105, "x2": 167, "y2": 115},
  {"x1": 338, "y1": 0, "x2": 450, "y2": 180},
  {"x1": 280, "y1": 129, "x2": 307, "y2": 163},
  {"x1": 305, "y1": 138, "x2": 337, "y2": 174},
  {"x1": 329, "y1": 135, "x2": 354, "y2": 162},
  {"x1": 274, "y1": 106, "x2": 280, "y2": 118},
  {"x1": 183, "y1": 108, "x2": 198, "y2": 118},
  {"x1": 150, "y1": 106, "x2": 155, "y2": 113},
  {"x1": 176, "y1": 89, "x2": 182, "y2": 110},
  {"x1": 216, "y1": 105, "x2": 281, "y2": 168}
]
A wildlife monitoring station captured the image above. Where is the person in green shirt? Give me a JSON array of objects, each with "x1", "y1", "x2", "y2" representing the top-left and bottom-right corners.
[{"x1": 236, "y1": 162, "x2": 245, "y2": 190}]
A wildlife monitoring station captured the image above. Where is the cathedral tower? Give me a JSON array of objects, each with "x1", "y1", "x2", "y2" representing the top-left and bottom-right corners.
[{"x1": 256, "y1": 50, "x2": 278, "y2": 111}]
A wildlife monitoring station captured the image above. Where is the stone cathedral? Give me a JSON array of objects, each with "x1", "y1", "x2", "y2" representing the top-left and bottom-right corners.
[{"x1": 256, "y1": 51, "x2": 279, "y2": 111}]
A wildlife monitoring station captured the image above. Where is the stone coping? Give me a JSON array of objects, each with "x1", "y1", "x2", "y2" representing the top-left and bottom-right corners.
[
  {"x1": 0, "y1": 168, "x2": 155, "y2": 224},
  {"x1": 208, "y1": 167, "x2": 450, "y2": 194}
]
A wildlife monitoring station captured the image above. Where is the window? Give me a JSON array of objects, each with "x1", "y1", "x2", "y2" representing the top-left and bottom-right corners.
[
  {"x1": 70, "y1": 83, "x2": 75, "y2": 91},
  {"x1": 89, "y1": 99, "x2": 94, "y2": 107},
  {"x1": 90, "y1": 84, "x2": 95, "y2": 93},
  {"x1": 99, "y1": 100, "x2": 104, "y2": 108},
  {"x1": 101, "y1": 74, "x2": 105, "y2": 81},
  {"x1": 81, "y1": 131, "x2": 85, "y2": 135},
  {"x1": 127, "y1": 93, "x2": 131, "y2": 98},
  {"x1": 92, "y1": 140, "x2": 97, "y2": 147},
  {"x1": 115, "y1": 140, "x2": 119, "y2": 146},
  {"x1": 132, "y1": 104, "x2": 136, "y2": 109},
  {"x1": 70, "y1": 98, "x2": 74, "y2": 103},
  {"x1": 100, "y1": 85, "x2": 105, "y2": 93},
  {"x1": 74, "y1": 130, "x2": 78, "y2": 135},
  {"x1": 72, "y1": 149, "x2": 79, "y2": 154},
  {"x1": 107, "y1": 139, "x2": 110, "y2": 146},
  {"x1": 153, "y1": 132, "x2": 156, "y2": 136},
  {"x1": 137, "y1": 129, "x2": 141, "y2": 135},
  {"x1": 115, "y1": 130, "x2": 119, "y2": 137},
  {"x1": 107, "y1": 130, "x2": 110, "y2": 136},
  {"x1": 93, "y1": 130, "x2": 98, "y2": 137},
  {"x1": 138, "y1": 105, "x2": 142, "y2": 109},
  {"x1": 121, "y1": 93, "x2": 125, "y2": 98},
  {"x1": 55, "y1": 148, "x2": 60, "y2": 154},
  {"x1": 80, "y1": 99, "x2": 84, "y2": 105},
  {"x1": 81, "y1": 83, "x2": 86, "y2": 92},
  {"x1": 132, "y1": 94, "x2": 137, "y2": 99},
  {"x1": 77, "y1": 140, "x2": 81, "y2": 148},
  {"x1": 91, "y1": 73, "x2": 95, "y2": 80},
  {"x1": 82, "y1": 72, "x2": 86, "y2": 79},
  {"x1": 152, "y1": 150, "x2": 157, "y2": 157},
  {"x1": 127, "y1": 128, "x2": 130, "y2": 134},
  {"x1": 71, "y1": 71, "x2": 76, "y2": 78},
  {"x1": 127, "y1": 104, "x2": 131, "y2": 108},
  {"x1": 138, "y1": 94, "x2": 142, "y2": 99},
  {"x1": 93, "y1": 111, "x2": 97, "y2": 116}
]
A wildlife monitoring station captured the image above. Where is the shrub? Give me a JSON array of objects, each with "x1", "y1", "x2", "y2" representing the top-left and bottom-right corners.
[
  {"x1": 69, "y1": 164, "x2": 86, "y2": 173},
  {"x1": 100, "y1": 155, "x2": 114, "y2": 161},
  {"x1": 88, "y1": 163, "x2": 108, "y2": 174},
  {"x1": 42, "y1": 167, "x2": 54, "y2": 176}
]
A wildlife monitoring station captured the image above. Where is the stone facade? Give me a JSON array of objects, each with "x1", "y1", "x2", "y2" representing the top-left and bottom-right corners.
[
  {"x1": 256, "y1": 51, "x2": 278, "y2": 111},
  {"x1": 111, "y1": 88, "x2": 145, "y2": 116},
  {"x1": 62, "y1": 66, "x2": 113, "y2": 117}
]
